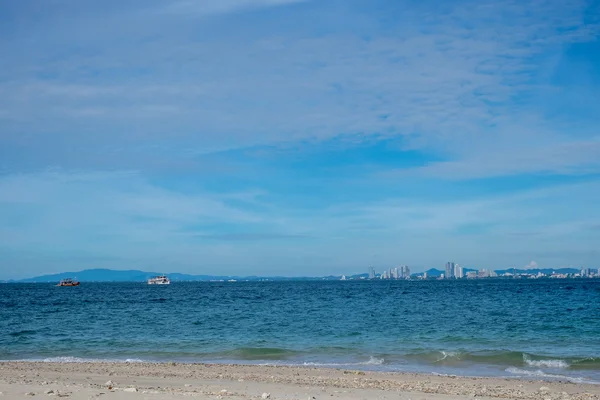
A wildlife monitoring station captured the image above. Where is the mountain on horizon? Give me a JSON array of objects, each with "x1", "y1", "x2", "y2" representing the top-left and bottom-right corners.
[
  {"x1": 495, "y1": 267, "x2": 580, "y2": 275},
  {"x1": 16, "y1": 268, "x2": 345, "y2": 282},
  {"x1": 17, "y1": 269, "x2": 236, "y2": 283},
  {"x1": 409, "y1": 268, "x2": 445, "y2": 277},
  {"x1": 410, "y1": 267, "x2": 581, "y2": 278}
]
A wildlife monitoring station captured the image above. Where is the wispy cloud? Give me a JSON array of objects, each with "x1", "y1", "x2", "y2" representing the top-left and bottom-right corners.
[
  {"x1": 1, "y1": 0, "x2": 598, "y2": 176},
  {"x1": 392, "y1": 138, "x2": 600, "y2": 179},
  {"x1": 195, "y1": 233, "x2": 310, "y2": 241},
  {"x1": 162, "y1": 0, "x2": 308, "y2": 16},
  {"x1": 1, "y1": 169, "x2": 599, "y2": 278}
]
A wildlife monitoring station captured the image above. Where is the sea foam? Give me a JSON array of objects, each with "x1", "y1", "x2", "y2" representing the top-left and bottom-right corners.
[
  {"x1": 523, "y1": 355, "x2": 569, "y2": 369},
  {"x1": 505, "y1": 367, "x2": 596, "y2": 384},
  {"x1": 40, "y1": 356, "x2": 145, "y2": 363}
]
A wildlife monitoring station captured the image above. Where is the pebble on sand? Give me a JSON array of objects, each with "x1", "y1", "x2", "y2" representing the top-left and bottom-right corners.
[
  {"x1": 262, "y1": 393, "x2": 271, "y2": 399},
  {"x1": 123, "y1": 387, "x2": 138, "y2": 392}
]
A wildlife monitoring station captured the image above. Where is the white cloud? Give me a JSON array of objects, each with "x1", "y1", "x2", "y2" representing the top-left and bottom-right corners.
[
  {"x1": 393, "y1": 138, "x2": 600, "y2": 179},
  {"x1": 0, "y1": 170, "x2": 599, "y2": 278},
  {"x1": 524, "y1": 261, "x2": 538, "y2": 269},
  {"x1": 0, "y1": 171, "x2": 263, "y2": 249},
  {"x1": 0, "y1": 0, "x2": 598, "y2": 176},
  {"x1": 163, "y1": 0, "x2": 308, "y2": 16}
]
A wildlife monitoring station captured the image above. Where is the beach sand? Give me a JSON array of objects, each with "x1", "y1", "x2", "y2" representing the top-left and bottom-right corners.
[{"x1": 0, "y1": 362, "x2": 598, "y2": 400}]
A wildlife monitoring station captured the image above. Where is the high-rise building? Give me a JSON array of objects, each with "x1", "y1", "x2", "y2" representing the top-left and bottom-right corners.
[
  {"x1": 394, "y1": 265, "x2": 410, "y2": 279},
  {"x1": 368, "y1": 266, "x2": 375, "y2": 279},
  {"x1": 445, "y1": 262, "x2": 455, "y2": 279},
  {"x1": 454, "y1": 264, "x2": 464, "y2": 279}
]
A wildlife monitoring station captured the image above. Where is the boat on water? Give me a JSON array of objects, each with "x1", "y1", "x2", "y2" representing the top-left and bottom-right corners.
[
  {"x1": 147, "y1": 275, "x2": 170, "y2": 285},
  {"x1": 56, "y1": 278, "x2": 80, "y2": 287}
]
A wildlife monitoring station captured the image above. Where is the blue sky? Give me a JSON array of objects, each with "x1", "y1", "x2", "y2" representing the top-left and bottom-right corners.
[{"x1": 1, "y1": 0, "x2": 599, "y2": 279}]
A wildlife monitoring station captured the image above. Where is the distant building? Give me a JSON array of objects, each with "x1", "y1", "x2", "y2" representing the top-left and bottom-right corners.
[
  {"x1": 466, "y1": 271, "x2": 477, "y2": 279},
  {"x1": 581, "y1": 268, "x2": 592, "y2": 277},
  {"x1": 368, "y1": 267, "x2": 375, "y2": 280},
  {"x1": 445, "y1": 262, "x2": 455, "y2": 279},
  {"x1": 454, "y1": 264, "x2": 464, "y2": 279},
  {"x1": 478, "y1": 269, "x2": 497, "y2": 278}
]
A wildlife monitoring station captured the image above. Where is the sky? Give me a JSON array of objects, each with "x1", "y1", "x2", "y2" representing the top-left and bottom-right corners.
[{"x1": 1, "y1": 0, "x2": 599, "y2": 279}]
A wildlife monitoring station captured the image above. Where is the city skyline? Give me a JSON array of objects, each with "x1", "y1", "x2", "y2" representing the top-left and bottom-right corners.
[
  {"x1": 1, "y1": 0, "x2": 599, "y2": 279},
  {"x1": 5, "y1": 264, "x2": 598, "y2": 282},
  {"x1": 363, "y1": 263, "x2": 598, "y2": 280},
  {"x1": 2, "y1": 256, "x2": 595, "y2": 280}
]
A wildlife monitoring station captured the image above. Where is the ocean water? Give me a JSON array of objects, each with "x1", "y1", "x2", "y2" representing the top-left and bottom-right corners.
[{"x1": 1, "y1": 280, "x2": 599, "y2": 383}]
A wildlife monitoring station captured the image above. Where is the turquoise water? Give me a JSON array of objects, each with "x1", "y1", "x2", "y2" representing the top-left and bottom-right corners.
[{"x1": 1, "y1": 280, "x2": 599, "y2": 383}]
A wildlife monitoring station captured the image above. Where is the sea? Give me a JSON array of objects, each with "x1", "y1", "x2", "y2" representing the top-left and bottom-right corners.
[{"x1": 1, "y1": 279, "x2": 599, "y2": 383}]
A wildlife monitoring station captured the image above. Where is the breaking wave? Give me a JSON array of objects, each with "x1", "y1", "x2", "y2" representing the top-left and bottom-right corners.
[
  {"x1": 523, "y1": 355, "x2": 569, "y2": 369},
  {"x1": 300, "y1": 356, "x2": 385, "y2": 367}
]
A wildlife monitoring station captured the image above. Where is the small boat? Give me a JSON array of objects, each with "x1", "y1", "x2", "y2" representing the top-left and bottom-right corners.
[
  {"x1": 147, "y1": 275, "x2": 170, "y2": 285},
  {"x1": 57, "y1": 278, "x2": 80, "y2": 287}
]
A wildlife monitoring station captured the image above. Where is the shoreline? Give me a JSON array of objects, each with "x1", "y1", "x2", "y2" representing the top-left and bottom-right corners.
[
  {"x1": 3, "y1": 355, "x2": 599, "y2": 385},
  {"x1": 1, "y1": 361, "x2": 599, "y2": 400}
]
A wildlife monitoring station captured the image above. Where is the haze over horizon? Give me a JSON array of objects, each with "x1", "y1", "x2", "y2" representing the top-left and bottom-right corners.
[{"x1": 1, "y1": 0, "x2": 599, "y2": 280}]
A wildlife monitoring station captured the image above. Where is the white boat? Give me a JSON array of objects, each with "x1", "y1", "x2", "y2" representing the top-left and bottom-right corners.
[{"x1": 147, "y1": 275, "x2": 170, "y2": 285}]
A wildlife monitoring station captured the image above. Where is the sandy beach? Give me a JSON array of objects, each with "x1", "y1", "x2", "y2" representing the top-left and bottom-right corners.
[{"x1": 0, "y1": 362, "x2": 598, "y2": 400}]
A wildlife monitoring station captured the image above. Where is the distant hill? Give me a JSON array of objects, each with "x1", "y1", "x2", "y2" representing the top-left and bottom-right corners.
[
  {"x1": 17, "y1": 268, "x2": 346, "y2": 283},
  {"x1": 495, "y1": 268, "x2": 580, "y2": 275},
  {"x1": 410, "y1": 267, "x2": 582, "y2": 278},
  {"x1": 18, "y1": 269, "x2": 238, "y2": 283},
  {"x1": 411, "y1": 268, "x2": 444, "y2": 277}
]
